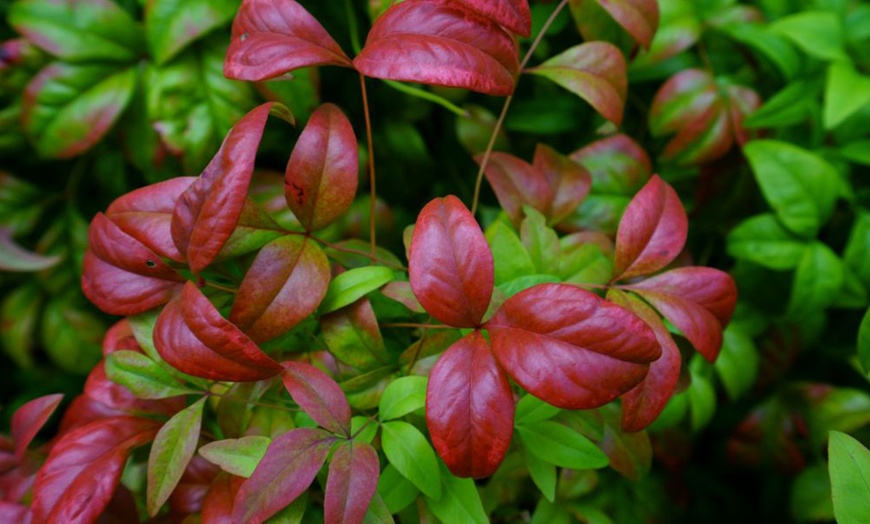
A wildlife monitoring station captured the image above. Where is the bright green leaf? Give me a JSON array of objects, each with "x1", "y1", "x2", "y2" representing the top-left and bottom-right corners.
[
  {"x1": 719, "y1": 23, "x2": 801, "y2": 79},
  {"x1": 771, "y1": 11, "x2": 847, "y2": 61},
  {"x1": 515, "y1": 395, "x2": 561, "y2": 425},
  {"x1": 146, "y1": 0, "x2": 238, "y2": 65},
  {"x1": 824, "y1": 61, "x2": 870, "y2": 129},
  {"x1": 688, "y1": 356, "x2": 716, "y2": 433},
  {"x1": 379, "y1": 376, "x2": 427, "y2": 421},
  {"x1": 425, "y1": 461, "x2": 488, "y2": 524},
  {"x1": 523, "y1": 445, "x2": 557, "y2": 502},
  {"x1": 486, "y1": 220, "x2": 535, "y2": 285},
  {"x1": 198, "y1": 436, "x2": 271, "y2": 478},
  {"x1": 105, "y1": 350, "x2": 199, "y2": 399},
  {"x1": 744, "y1": 81, "x2": 819, "y2": 129},
  {"x1": 841, "y1": 140, "x2": 870, "y2": 165},
  {"x1": 714, "y1": 325, "x2": 760, "y2": 400},
  {"x1": 828, "y1": 431, "x2": 870, "y2": 524},
  {"x1": 498, "y1": 274, "x2": 561, "y2": 299},
  {"x1": 377, "y1": 464, "x2": 420, "y2": 514},
  {"x1": 787, "y1": 242, "x2": 844, "y2": 316},
  {"x1": 727, "y1": 213, "x2": 807, "y2": 270},
  {"x1": 381, "y1": 421, "x2": 441, "y2": 499},
  {"x1": 320, "y1": 266, "x2": 395, "y2": 314},
  {"x1": 516, "y1": 420, "x2": 609, "y2": 470},
  {"x1": 521, "y1": 207, "x2": 561, "y2": 274},
  {"x1": 810, "y1": 389, "x2": 870, "y2": 447},
  {"x1": 351, "y1": 416, "x2": 379, "y2": 444},
  {"x1": 791, "y1": 465, "x2": 834, "y2": 522}
]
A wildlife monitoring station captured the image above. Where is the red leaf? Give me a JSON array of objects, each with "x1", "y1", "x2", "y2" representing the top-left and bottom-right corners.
[
  {"x1": 426, "y1": 331, "x2": 514, "y2": 478},
  {"x1": 202, "y1": 472, "x2": 244, "y2": 523},
  {"x1": 154, "y1": 283, "x2": 283, "y2": 381},
  {"x1": 229, "y1": 236, "x2": 330, "y2": 342},
  {"x1": 224, "y1": 0, "x2": 353, "y2": 81},
  {"x1": 234, "y1": 427, "x2": 334, "y2": 524},
  {"x1": 354, "y1": 0, "x2": 519, "y2": 96},
  {"x1": 577, "y1": 0, "x2": 659, "y2": 50},
  {"x1": 607, "y1": 290, "x2": 681, "y2": 432},
  {"x1": 285, "y1": 103, "x2": 358, "y2": 232},
  {"x1": 625, "y1": 267, "x2": 737, "y2": 362},
  {"x1": 82, "y1": 213, "x2": 184, "y2": 316},
  {"x1": 486, "y1": 283, "x2": 659, "y2": 409},
  {"x1": 168, "y1": 455, "x2": 220, "y2": 516},
  {"x1": 106, "y1": 177, "x2": 196, "y2": 263},
  {"x1": 533, "y1": 144, "x2": 592, "y2": 225},
  {"x1": 11, "y1": 394, "x2": 63, "y2": 460},
  {"x1": 612, "y1": 175, "x2": 687, "y2": 281},
  {"x1": 478, "y1": 151, "x2": 552, "y2": 226},
  {"x1": 449, "y1": 0, "x2": 532, "y2": 37},
  {"x1": 324, "y1": 441, "x2": 380, "y2": 524},
  {"x1": 282, "y1": 361, "x2": 351, "y2": 436},
  {"x1": 0, "y1": 502, "x2": 30, "y2": 524},
  {"x1": 32, "y1": 416, "x2": 161, "y2": 524},
  {"x1": 101, "y1": 319, "x2": 140, "y2": 356},
  {"x1": 171, "y1": 103, "x2": 289, "y2": 273},
  {"x1": 409, "y1": 196, "x2": 494, "y2": 328}
]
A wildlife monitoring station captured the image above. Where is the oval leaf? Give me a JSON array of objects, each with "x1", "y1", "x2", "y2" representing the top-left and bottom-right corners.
[
  {"x1": 516, "y1": 420, "x2": 608, "y2": 470},
  {"x1": 199, "y1": 436, "x2": 271, "y2": 478},
  {"x1": 282, "y1": 361, "x2": 352, "y2": 436},
  {"x1": 451, "y1": 0, "x2": 531, "y2": 37},
  {"x1": 354, "y1": 0, "x2": 519, "y2": 96},
  {"x1": 11, "y1": 393, "x2": 63, "y2": 460},
  {"x1": 381, "y1": 420, "x2": 441, "y2": 499},
  {"x1": 828, "y1": 431, "x2": 870, "y2": 524},
  {"x1": 409, "y1": 196, "x2": 494, "y2": 328},
  {"x1": 533, "y1": 144, "x2": 592, "y2": 225},
  {"x1": 325, "y1": 441, "x2": 381, "y2": 524},
  {"x1": 477, "y1": 151, "x2": 553, "y2": 227},
  {"x1": 320, "y1": 266, "x2": 394, "y2": 315},
  {"x1": 426, "y1": 331, "x2": 514, "y2": 478},
  {"x1": 146, "y1": 0, "x2": 238, "y2": 65},
  {"x1": 105, "y1": 350, "x2": 199, "y2": 399},
  {"x1": 379, "y1": 376, "x2": 428, "y2": 421},
  {"x1": 486, "y1": 283, "x2": 659, "y2": 409},
  {"x1": 322, "y1": 298, "x2": 389, "y2": 370}
]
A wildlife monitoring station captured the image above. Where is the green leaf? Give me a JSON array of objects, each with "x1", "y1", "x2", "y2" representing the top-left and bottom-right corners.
[
  {"x1": 718, "y1": 23, "x2": 801, "y2": 79},
  {"x1": 810, "y1": 389, "x2": 870, "y2": 447},
  {"x1": 714, "y1": 325, "x2": 760, "y2": 400},
  {"x1": 828, "y1": 431, "x2": 870, "y2": 524},
  {"x1": 147, "y1": 397, "x2": 206, "y2": 516},
  {"x1": 0, "y1": 284, "x2": 42, "y2": 368},
  {"x1": 380, "y1": 421, "x2": 441, "y2": 499},
  {"x1": 791, "y1": 465, "x2": 834, "y2": 522},
  {"x1": 320, "y1": 266, "x2": 395, "y2": 314},
  {"x1": 516, "y1": 420, "x2": 608, "y2": 470},
  {"x1": 860, "y1": 308, "x2": 870, "y2": 376},
  {"x1": 523, "y1": 445, "x2": 557, "y2": 502},
  {"x1": 105, "y1": 350, "x2": 199, "y2": 399},
  {"x1": 425, "y1": 461, "x2": 488, "y2": 524},
  {"x1": 515, "y1": 395, "x2": 561, "y2": 425},
  {"x1": 146, "y1": 0, "x2": 238, "y2": 65},
  {"x1": 351, "y1": 416, "x2": 379, "y2": 444},
  {"x1": 770, "y1": 11, "x2": 847, "y2": 61},
  {"x1": 497, "y1": 274, "x2": 561, "y2": 299},
  {"x1": 41, "y1": 296, "x2": 103, "y2": 374},
  {"x1": 841, "y1": 140, "x2": 870, "y2": 166},
  {"x1": 379, "y1": 376, "x2": 427, "y2": 421},
  {"x1": 560, "y1": 240, "x2": 612, "y2": 286},
  {"x1": 9, "y1": 0, "x2": 143, "y2": 62},
  {"x1": 743, "y1": 140, "x2": 839, "y2": 238},
  {"x1": 486, "y1": 219, "x2": 535, "y2": 285},
  {"x1": 787, "y1": 242, "x2": 845, "y2": 316},
  {"x1": 377, "y1": 464, "x2": 420, "y2": 514},
  {"x1": 198, "y1": 436, "x2": 271, "y2": 478},
  {"x1": 727, "y1": 213, "x2": 807, "y2": 270},
  {"x1": 825, "y1": 61, "x2": 870, "y2": 129},
  {"x1": 845, "y1": 212, "x2": 870, "y2": 287},
  {"x1": 744, "y1": 81, "x2": 819, "y2": 129},
  {"x1": 687, "y1": 356, "x2": 716, "y2": 433},
  {"x1": 521, "y1": 207, "x2": 561, "y2": 274},
  {"x1": 24, "y1": 63, "x2": 137, "y2": 158}
]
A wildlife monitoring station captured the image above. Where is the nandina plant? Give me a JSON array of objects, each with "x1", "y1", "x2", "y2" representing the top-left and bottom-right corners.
[{"x1": 0, "y1": 0, "x2": 747, "y2": 522}]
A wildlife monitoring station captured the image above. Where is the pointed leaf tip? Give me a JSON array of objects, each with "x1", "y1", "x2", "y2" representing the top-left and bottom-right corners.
[{"x1": 282, "y1": 361, "x2": 352, "y2": 436}]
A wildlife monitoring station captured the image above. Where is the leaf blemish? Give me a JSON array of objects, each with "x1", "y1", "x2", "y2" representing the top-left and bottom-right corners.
[
  {"x1": 290, "y1": 182, "x2": 305, "y2": 205},
  {"x1": 240, "y1": 32, "x2": 249, "y2": 42},
  {"x1": 145, "y1": 260, "x2": 157, "y2": 268}
]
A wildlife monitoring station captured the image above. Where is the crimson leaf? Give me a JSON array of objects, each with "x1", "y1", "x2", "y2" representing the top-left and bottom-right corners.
[
  {"x1": 282, "y1": 361, "x2": 352, "y2": 437},
  {"x1": 324, "y1": 441, "x2": 380, "y2": 524},
  {"x1": 11, "y1": 393, "x2": 63, "y2": 459},
  {"x1": 409, "y1": 196, "x2": 494, "y2": 328},
  {"x1": 426, "y1": 330, "x2": 514, "y2": 478},
  {"x1": 533, "y1": 144, "x2": 592, "y2": 225},
  {"x1": 449, "y1": 0, "x2": 532, "y2": 37}
]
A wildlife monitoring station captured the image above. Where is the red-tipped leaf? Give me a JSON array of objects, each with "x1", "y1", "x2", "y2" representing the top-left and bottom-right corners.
[
  {"x1": 324, "y1": 441, "x2": 380, "y2": 524},
  {"x1": 281, "y1": 361, "x2": 351, "y2": 436},
  {"x1": 11, "y1": 394, "x2": 63, "y2": 460},
  {"x1": 486, "y1": 283, "x2": 659, "y2": 409},
  {"x1": 612, "y1": 175, "x2": 688, "y2": 281},
  {"x1": 354, "y1": 0, "x2": 519, "y2": 96},
  {"x1": 572, "y1": 0, "x2": 659, "y2": 50},
  {"x1": 285, "y1": 103, "x2": 358, "y2": 232},
  {"x1": 426, "y1": 330, "x2": 514, "y2": 478},
  {"x1": 533, "y1": 144, "x2": 592, "y2": 224},
  {"x1": 477, "y1": 151, "x2": 552, "y2": 226},
  {"x1": 224, "y1": 0, "x2": 352, "y2": 81},
  {"x1": 450, "y1": 0, "x2": 532, "y2": 37},
  {"x1": 409, "y1": 196, "x2": 494, "y2": 327}
]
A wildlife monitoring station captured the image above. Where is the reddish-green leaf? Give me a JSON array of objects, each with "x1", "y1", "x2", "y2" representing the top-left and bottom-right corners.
[
  {"x1": 199, "y1": 436, "x2": 270, "y2": 478},
  {"x1": 31, "y1": 417, "x2": 161, "y2": 524},
  {"x1": 625, "y1": 267, "x2": 738, "y2": 362},
  {"x1": 487, "y1": 283, "x2": 659, "y2": 409},
  {"x1": 0, "y1": 227, "x2": 60, "y2": 272},
  {"x1": 224, "y1": 0, "x2": 353, "y2": 81},
  {"x1": 321, "y1": 298, "x2": 389, "y2": 370},
  {"x1": 478, "y1": 151, "x2": 552, "y2": 226},
  {"x1": 409, "y1": 196, "x2": 494, "y2": 327},
  {"x1": 147, "y1": 397, "x2": 206, "y2": 516},
  {"x1": 153, "y1": 283, "x2": 283, "y2": 381},
  {"x1": 325, "y1": 441, "x2": 381, "y2": 524},
  {"x1": 451, "y1": 0, "x2": 531, "y2": 37},
  {"x1": 426, "y1": 331, "x2": 514, "y2": 478},
  {"x1": 229, "y1": 236, "x2": 330, "y2": 342},
  {"x1": 233, "y1": 427, "x2": 334, "y2": 524},
  {"x1": 201, "y1": 472, "x2": 244, "y2": 522},
  {"x1": 11, "y1": 393, "x2": 63, "y2": 459},
  {"x1": 527, "y1": 42, "x2": 627, "y2": 125},
  {"x1": 354, "y1": 0, "x2": 519, "y2": 96},
  {"x1": 612, "y1": 175, "x2": 688, "y2": 281},
  {"x1": 569, "y1": 0, "x2": 659, "y2": 50},
  {"x1": 286, "y1": 103, "x2": 358, "y2": 232},
  {"x1": 146, "y1": 0, "x2": 238, "y2": 65},
  {"x1": 533, "y1": 144, "x2": 592, "y2": 225},
  {"x1": 282, "y1": 361, "x2": 352, "y2": 436}
]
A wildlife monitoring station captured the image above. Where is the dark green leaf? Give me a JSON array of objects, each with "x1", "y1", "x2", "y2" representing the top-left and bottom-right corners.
[
  {"x1": 687, "y1": 356, "x2": 716, "y2": 433},
  {"x1": 845, "y1": 212, "x2": 870, "y2": 287},
  {"x1": 320, "y1": 266, "x2": 394, "y2": 314},
  {"x1": 787, "y1": 242, "x2": 844, "y2": 316},
  {"x1": 860, "y1": 308, "x2": 870, "y2": 376},
  {"x1": 146, "y1": 0, "x2": 238, "y2": 65},
  {"x1": 790, "y1": 465, "x2": 834, "y2": 522},
  {"x1": 41, "y1": 296, "x2": 103, "y2": 374},
  {"x1": 0, "y1": 284, "x2": 42, "y2": 368},
  {"x1": 714, "y1": 325, "x2": 759, "y2": 400},
  {"x1": 727, "y1": 213, "x2": 807, "y2": 270},
  {"x1": 380, "y1": 421, "x2": 441, "y2": 499},
  {"x1": 199, "y1": 436, "x2": 271, "y2": 478},
  {"x1": 379, "y1": 376, "x2": 427, "y2": 421},
  {"x1": 105, "y1": 350, "x2": 199, "y2": 399},
  {"x1": 809, "y1": 389, "x2": 870, "y2": 447},
  {"x1": 828, "y1": 431, "x2": 870, "y2": 524},
  {"x1": 425, "y1": 461, "x2": 488, "y2": 524},
  {"x1": 516, "y1": 420, "x2": 608, "y2": 470}
]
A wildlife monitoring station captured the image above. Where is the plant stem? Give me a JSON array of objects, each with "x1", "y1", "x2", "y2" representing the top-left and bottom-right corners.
[
  {"x1": 359, "y1": 73, "x2": 377, "y2": 259},
  {"x1": 470, "y1": 0, "x2": 570, "y2": 216},
  {"x1": 310, "y1": 234, "x2": 408, "y2": 271},
  {"x1": 383, "y1": 80, "x2": 470, "y2": 117}
]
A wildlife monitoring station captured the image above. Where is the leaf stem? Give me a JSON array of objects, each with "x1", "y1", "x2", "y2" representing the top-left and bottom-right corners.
[
  {"x1": 309, "y1": 233, "x2": 408, "y2": 271},
  {"x1": 359, "y1": 73, "x2": 377, "y2": 259},
  {"x1": 383, "y1": 80, "x2": 470, "y2": 117},
  {"x1": 470, "y1": 0, "x2": 570, "y2": 215}
]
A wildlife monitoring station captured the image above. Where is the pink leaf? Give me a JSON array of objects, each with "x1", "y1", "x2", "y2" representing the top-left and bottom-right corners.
[
  {"x1": 11, "y1": 394, "x2": 63, "y2": 460},
  {"x1": 625, "y1": 267, "x2": 737, "y2": 362},
  {"x1": 409, "y1": 196, "x2": 494, "y2": 328},
  {"x1": 449, "y1": 0, "x2": 532, "y2": 37},
  {"x1": 607, "y1": 290, "x2": 681, "y2": 432},
  {"x1": 533, "y1": 144, "x2": 592, "y2": 225},
  {"x1": 486, "y1": 283, "x2": 659, "y2": 409},
  {"x1": 224, "y1": 0, "x2": 353, "y2": 81},
  {"x1": 580, "y1": 0, "x2": 659, "y2": 50},
  {"x1": 0, "y1": 502, "x2": 30, "y2": 524},
  {"x1": 229, "y1": 236, "x2": 330, "y2": 342},
  {"x1": 153, "y1": 283, "x2": 283, "y2": 381},
  {"x1": 354, "y1": 0, "x2": 519, "y2": 96},
  {"x1": 477, "y1": 151, "x2": 553, "y2": 226},
  {"x1": 612, "y1": 175, "x2": 688, "y2": 281},
  {"x1": 234, "y1": 427, "x2": 334, "y2": 524},
  {"x1": 569, "y1": 134, "x2": 652, "y2": 194},
  {"x1": 285, "y1": 103, "x2": 358, "y2": 232},
  {"x1": 426, "y1": 331, "x2": 514, "y2": 478},
  {"x1": 32, "y1": 417, "x2": 161, "y2": 524},
  {"x1": 324, "y1": 441, "x2": 380, "y2": 524},
  {"x1": 0, "y1": 227, "x2": 61, "y2": 272},
  {"x1": 282, "y1": 361, "x2": 351, "y2": 436}
]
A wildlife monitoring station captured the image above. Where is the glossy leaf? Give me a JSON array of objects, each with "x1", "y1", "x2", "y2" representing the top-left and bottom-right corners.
[
  {"x1": 32, "y1": 417, "x2": 161, "y2": 523},
  {"x1": 425, "y1": 461, "x2": 488, "y2": 524},
  {"x1": 569, "y1": 0, "x2": 659, "y2": 50},
  {"x1": 533, "y1": 144, "x2": 592, "y2": 225},
  {"x1": 23, "y1": 63, "x2": 137, "y2": 158},
  {"x1": 627, "y1": 267, "x2": 737, "y2": 362},
  {"x1": 322, "y1": 298, "x2": 389, "y2": 370},
  {"x1": 355, "y1": 0, "x2": 519, "y2": 96},
  {"x1": 105, "y1": 350, "x2": 198, "y2": 399},
  {"x1": 786, "y1": 242, "x2": 844, "y2": 316},
  {"x1": 282, "y1": 361, "x2": 351, "y2": 436},
  {"x1": 147, "y1": 397, "x2": 206, "y2": 516},
  {"x1": 320, "y1": 266, "x2": 394, "y2": 315},
  {"x1": 828, "y1": 431, "x2": 870, "y2": 523},
  {"x1": 516, "y1": 420, "x2": 608, "y2": 470},
  {"x1": 612, "y1": 175, "x2": 688, "y2": 281},
  {"x1": 478, "y1": 152, "x2": 552, "y2": 226},
  {"x1": 451, "y1": 0, "x2": 532, "y2": 37},
  {"x1": 325, "y1": 441, "x2": 380, "y2": 524},
  {"x1": 285, "y1": 103, "x2": 358, "y2": 231},
  {"x1": 234, "y1": 427, "x2": 334, "y2": 523},
  {"x1": 427, "y1": 331, "x2": 514, "y2": 478},
  {"x1": 727, "y1": 213, "x2": 807, "y2": 270},
  {"x1": 154, "y1": 282, "x2": 283, "y2": 381},
  {"x1": 409, "y1": 196, "x2": 494, "y2": 327},
  {"x1": 487, "y1": 283, "x2": 659, "y2": 409},
  {"x1": 381, "y1": 420, "x2": 441, "y2": 499},
  {"x1": 11, "y1": 393, "x2": 63, "y2": 460},
  {"x1": 146, "y1": 0, "x2": 238, "y2": 65},
  {"x1": 199, "y1": 436, "x2": 270, "y2": 478},
  {"x1": 486, "y1": 220, "x2": 535, "y2": 284},
  {"x1": 225, "y1": 0, "x2": 353, "y2": 81},
  {"x1": 379, "y1": 376, "x2": 427, "y2": 421},
  {"x1": 0, "y1": 227, "x2": 60, "y2": 271}
]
